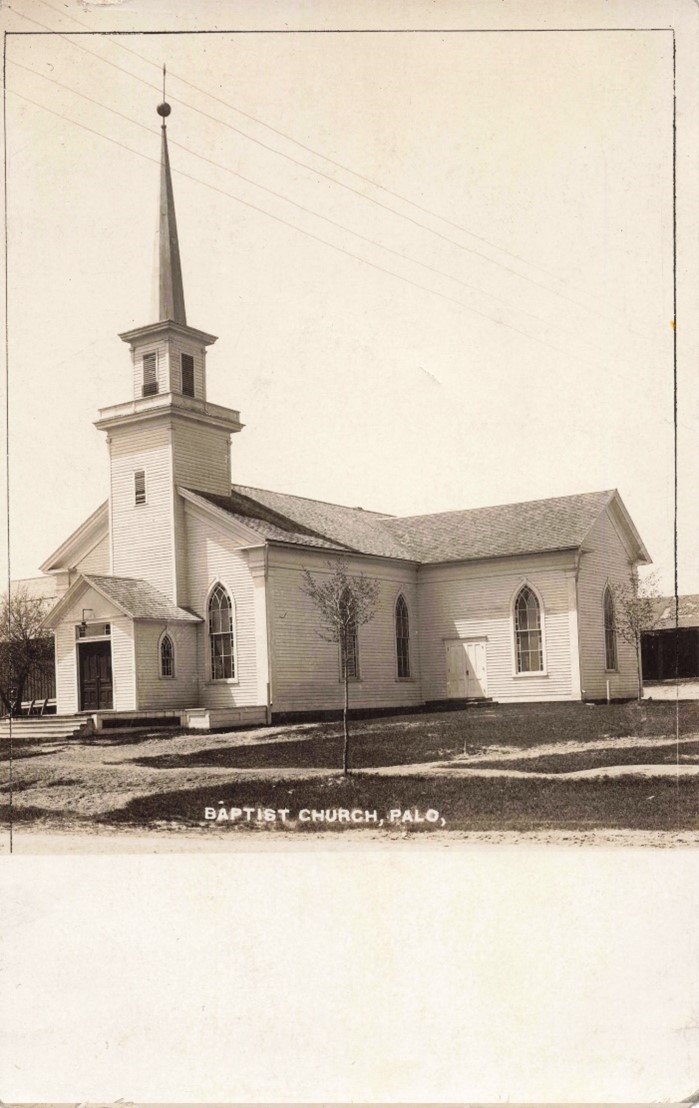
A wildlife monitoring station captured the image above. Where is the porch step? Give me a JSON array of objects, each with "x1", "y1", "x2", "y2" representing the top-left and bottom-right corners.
[{"x1": 0, "y1": 715, "x2": 93, "y2": 742}]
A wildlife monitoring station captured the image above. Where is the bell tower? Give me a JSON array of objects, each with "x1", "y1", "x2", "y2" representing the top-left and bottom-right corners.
[{"x1": 95, "y1": 91, "x2": 243, "y2": 605}]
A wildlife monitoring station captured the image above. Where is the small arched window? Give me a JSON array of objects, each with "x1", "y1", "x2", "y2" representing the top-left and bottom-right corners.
[
  {"x1": 160, "y1": 633, "x2": 175, "y2": 678},
  {"x1": 395, "y1": 595, "x2": 410, "y2": 679},
  {"x1": 209, "y1": 583, "x2": 235, "y2": 680},
  {"x1": 604, "y1": 586, "x2": 617, "y2": 671},
  {"x1": 514, "y1": 585, "x2": 543, "y2": 673}
]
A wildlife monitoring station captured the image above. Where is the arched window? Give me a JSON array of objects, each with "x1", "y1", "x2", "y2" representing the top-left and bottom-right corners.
[
  {"x1": 209, "y1": 583, "x2": 235, "y2": 680},
  {"x1": 514, "y1": 585, "x2": 543, "y2": 673},
  {"x1": 395, "y1": 595, "x2": 410, "y2": 678},
  {"x1": 339, "y1": 586, "x2": 359, "y2": 680},
  {"x1": 604, "y1": 586, "x2": 617, "y2": 670},
  {"x1": 159, "y1": 633, "x2": 175, "y2": 678}
]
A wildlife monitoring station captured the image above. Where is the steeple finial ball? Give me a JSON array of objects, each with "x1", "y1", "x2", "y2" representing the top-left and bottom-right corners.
[{"x1": 157, "y1": 102, "x2": 171, "y2": 119}]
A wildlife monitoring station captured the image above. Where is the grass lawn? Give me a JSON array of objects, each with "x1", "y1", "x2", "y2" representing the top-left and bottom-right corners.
[
  {"x1": 133, "y1": 700, "x2": 699, "y2": 772},
  {"x1": 2, "y1": 701, "x2": 698, "y2": 838}
]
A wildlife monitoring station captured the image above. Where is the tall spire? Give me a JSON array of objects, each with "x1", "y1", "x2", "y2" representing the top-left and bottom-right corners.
[{"x1": 156, "y1": 76, "x2": 187, "y2": 325}]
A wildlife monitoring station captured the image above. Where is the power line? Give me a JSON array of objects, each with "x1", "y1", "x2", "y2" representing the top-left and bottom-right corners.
[
  {"x1": 33, "y1": 0, "x2": 638, "y2": 323},
  {"x1": 10, "y1": 56, "x2": 620, "y2": 358},
  {"x1": 13, "y1": 0, "x2": 652, "y2": 342},
  {"x1": 10, "y1": 87, "x2": 608, "y2": 373}
]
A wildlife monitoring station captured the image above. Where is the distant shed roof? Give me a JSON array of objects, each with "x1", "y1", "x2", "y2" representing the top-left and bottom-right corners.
[{"x1": 650, "y1": 595, "x2": 699, "y2": 631}]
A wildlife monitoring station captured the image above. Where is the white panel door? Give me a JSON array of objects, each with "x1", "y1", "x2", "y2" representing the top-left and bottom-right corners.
[
  {"x1": 445, "y1": 640, "x2": 467, "y2": 698},
  {"x1": 464, "y1": 639, "x2": 488, "y2": 698},
  {"x1": 445, "y1": 639, "x2": 488, "y2": 699}
]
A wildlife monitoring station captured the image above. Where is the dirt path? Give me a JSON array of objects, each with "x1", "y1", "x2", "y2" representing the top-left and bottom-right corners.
[{"x1": 6, "y1": 826, "x2": 699, "y2": 853}]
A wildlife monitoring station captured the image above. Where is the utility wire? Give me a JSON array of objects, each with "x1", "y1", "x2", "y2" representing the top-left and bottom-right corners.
[
  {"x1": 34, "y1": 0, "x2": 642, "y2": 326},
  {"x1": 12, "y1": 0, "x2": 652, "y2": 342},
  {"x1": 10, "y1": 56, "x2": 620, "y2": 359},
  {"x1": 10, "y1": 87, "x2": 609, "y2": 374}
]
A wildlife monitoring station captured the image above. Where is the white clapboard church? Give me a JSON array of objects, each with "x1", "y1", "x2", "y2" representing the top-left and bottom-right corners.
[{"x1": 37, "y1": 101, "x2": 651, "y2": 728}]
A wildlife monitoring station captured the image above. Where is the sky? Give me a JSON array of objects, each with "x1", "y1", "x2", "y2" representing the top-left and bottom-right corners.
[{"x1": 2, "y1": 2, "x2": 698, "y2": 593}]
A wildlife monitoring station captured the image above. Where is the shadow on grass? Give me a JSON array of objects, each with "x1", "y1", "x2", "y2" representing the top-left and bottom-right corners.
[
  {"x1": 476, "y1": 741, "x2": 699, "y2": 775},
  {"x1": 92, "y1": 774, "x2": 699, "y2": 833},
  {"x1": 133, "y1": 732, "x2": 463, "y2": 772}
]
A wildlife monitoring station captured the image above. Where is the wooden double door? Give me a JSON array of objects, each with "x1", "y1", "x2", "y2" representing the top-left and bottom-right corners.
[
  {"x1": 445, "y1": 638, "x2": 488, "y2": 699},
  {"x1": 79, "y1": 641, "x2": 113, "y2": 711}
]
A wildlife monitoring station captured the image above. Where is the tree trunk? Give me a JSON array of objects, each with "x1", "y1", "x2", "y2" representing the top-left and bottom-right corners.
[
  {"x1": 343, "y1": 666, "x2": 350, "y2": 775},
  {"x1": 636, "y1": 639, "x2": 643, "y2": 703}
]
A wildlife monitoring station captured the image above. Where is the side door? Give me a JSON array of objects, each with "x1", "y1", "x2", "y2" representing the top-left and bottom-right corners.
[
  {"x1": 464, "y1": 640, "x2": 488, "y2": 698},
  {"x1": 445, "y1": 641, "x2": 467, "y2": 698}
]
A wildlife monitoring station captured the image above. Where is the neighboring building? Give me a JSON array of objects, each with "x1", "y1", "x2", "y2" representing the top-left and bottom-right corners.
[
  {"x1": 34, "y1": 100, "x2": 651, "y2": 726},
  {"x1": 642, "y1": 596, "x2": 699, "y2": 683}
]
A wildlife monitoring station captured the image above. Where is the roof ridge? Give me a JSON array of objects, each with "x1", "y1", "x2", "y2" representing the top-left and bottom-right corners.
[
  {"x1": 188, "y1": 487, "x2": 358, "y2": 552},
  {"x1": 232, "y1": 483, "x2": 394, "y2": 518},
  {"x1": 388, "y1": 489, "x2": 615, "y2": 525}
]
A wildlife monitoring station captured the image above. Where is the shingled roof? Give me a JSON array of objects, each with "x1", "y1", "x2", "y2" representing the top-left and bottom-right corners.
[
  {"x1": 188, "y1": 484, "x2": 625, "y2": 566},
  {"x1": 382, "y1": 490, "x2": 617, "y2": 563},
  {"x1": 81, "y1": 575, "x2": 201, "y2": 622}
]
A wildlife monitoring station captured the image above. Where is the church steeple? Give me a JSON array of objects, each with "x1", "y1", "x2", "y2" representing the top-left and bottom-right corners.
[
  {"x1": 156, "y1": 94, "x2": 187, "y2": 325},
  {"x1": 97, "y1": 86, "x2": 244, "y2": 604}
]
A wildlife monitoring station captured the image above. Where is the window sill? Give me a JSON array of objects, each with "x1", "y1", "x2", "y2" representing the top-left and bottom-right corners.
[
  {"x1": 512, "y1": 671, "x2": 549, "y2": 679},
  {"x1": 206, "y1": 679, "x2": 240, "y2": 687},
  {"x1": 604, "y1": 668, "x2": 619, "y2": 675},
  {"x1": 395, "y1": 677, "x2": 417, "y2": 683},
  {"x1": 159, "y1": 675, "x2": 176, "y2": 681}
]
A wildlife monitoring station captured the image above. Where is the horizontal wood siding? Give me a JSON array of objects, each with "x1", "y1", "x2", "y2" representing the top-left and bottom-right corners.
[
  {"x1": 75, "y1": 533, "x2": 110, "y2": 576},
  {"x1": 268, "y1": 549, "x2": 422, "y2": 713},
  {"x1": 111, "y1": 616, "x2": 136, "y2": 710},
  {"x1": 577, "y1": 509, "x2": 638, "y2": 699},
  {"x1": 54, "y1": 623, "x2": 79, "y2": 715},
  {"x1": 185, "y1": 510, "x2": 262, "y2": 708},
  {"x1": 134, "y1": 622, "x2": 199, "y2": 709},
  {"x1": 418, "y1": 555, "x2": 577, "y2": 703},
  {"x1": 109, "y1": 421, "x2": 175, "y2": 599},
  {"x1": 171, "y1": 420, "x2": 230, "y2": 495}
]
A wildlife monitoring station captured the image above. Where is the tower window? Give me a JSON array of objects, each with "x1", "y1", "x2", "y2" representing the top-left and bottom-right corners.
[
  {"x1": 134, "y1": 470, "x2": 146, "y2": 505},
  {"x1": 142, "y1": 352, "x2": 158, "y2": 396},
  {"x1": 181, "y1": 353, "x2": 195, "y2": 397}
]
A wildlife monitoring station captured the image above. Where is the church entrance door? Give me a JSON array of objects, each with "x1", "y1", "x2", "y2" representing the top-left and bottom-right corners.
[
  {"x1": 79, "y1": 641, "x2": 113, "y2": 711},
  {"x1": 445, "y1": 639, "x2": 488, "y2": 699}
]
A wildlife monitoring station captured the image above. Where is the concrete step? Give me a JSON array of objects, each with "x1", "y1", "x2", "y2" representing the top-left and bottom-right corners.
[{"x1": 0, "y1": 716, "x2": 92, "y2": 741}]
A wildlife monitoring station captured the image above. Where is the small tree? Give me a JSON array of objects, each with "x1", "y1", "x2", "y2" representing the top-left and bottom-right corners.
[
  {"x1": 610, "y1": 568, "x2": 661, "y2": 702},
  {"x1": 301, "y1": 559, "x2": 379, "y2": 774},
  {"x1": 0, "y1": 586, "x2": 55, "y2": 715}
]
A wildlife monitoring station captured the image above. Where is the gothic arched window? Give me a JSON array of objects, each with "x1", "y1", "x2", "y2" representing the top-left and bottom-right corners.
[
  {"x1": 604, "y1": 586, "x2": 618, "y2": 671},
  {"x1": 209, "y1": 583, "x2": 235, "y2": 680},
  {"x1": 159, "y1": 633, "x2": 175, "y2": 678},
  {"x1": 514, "y1": 585, "x2": 544, "y2": 673},
  {"x1": 339, "y1": 586, "x2": 359, "y2": 680},
  {"x1": 395, "y1": 594, "x2": 410, "y2": 679}
]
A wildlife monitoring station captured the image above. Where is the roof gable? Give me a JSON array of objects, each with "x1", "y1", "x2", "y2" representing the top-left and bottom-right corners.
[
  {"x1": 42, "y1": 574, "x2": 201, "y2": 628},
  {"x1": 39, "y1": 502, "x2": 109, "y2": 574}
]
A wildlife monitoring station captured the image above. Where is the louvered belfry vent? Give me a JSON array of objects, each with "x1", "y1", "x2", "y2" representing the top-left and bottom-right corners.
[
  {"x1": 142, "y1": 352, "x2": 158, "y2": 396},
  {"x1": 181, "y1": 353, "x2": 195, "y2": 397}
]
